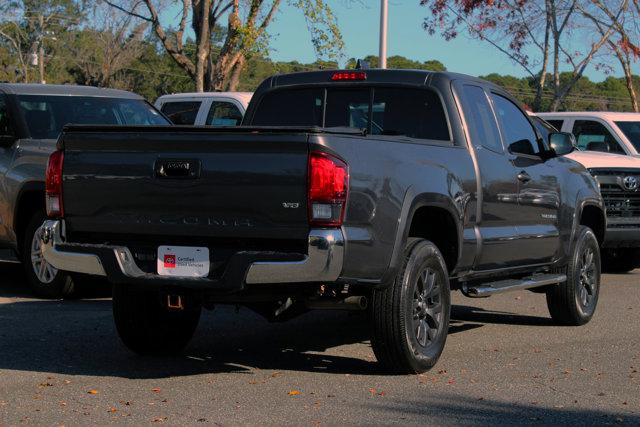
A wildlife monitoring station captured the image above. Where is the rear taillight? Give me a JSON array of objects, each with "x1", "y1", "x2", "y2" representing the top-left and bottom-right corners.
[
  {"x1": 45, "y1": 150, "x2": 64, "y2": 218},
  {"x1": 308, "y1": 151, "x2": 348, "y2": 227}
]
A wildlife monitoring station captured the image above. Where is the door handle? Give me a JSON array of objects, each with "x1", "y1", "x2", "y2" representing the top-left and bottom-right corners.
[
  {"x1": 155, "y1": 159, "x2": 201, "y2": 179},
  {"x1": 517, "y1": 171, "x2": 531, "y2": 183}
]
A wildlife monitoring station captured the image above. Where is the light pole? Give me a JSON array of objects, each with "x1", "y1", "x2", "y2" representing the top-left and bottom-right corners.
[{"x1": 379, "y1": 0, "x2": 388, "y2": 69}]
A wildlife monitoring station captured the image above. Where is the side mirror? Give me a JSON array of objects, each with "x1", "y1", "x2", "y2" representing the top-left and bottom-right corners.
[
  {"x1": 549, "y1": 132, "x2": 575, "y2": 156},
  {"x1": 0, "y1": 134, "x2": 16, "y2": 147}
]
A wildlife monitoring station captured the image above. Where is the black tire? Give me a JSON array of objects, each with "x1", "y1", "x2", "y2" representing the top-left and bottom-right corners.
[
  {"x1": 112, "y1": 285, "x2": 201, "y2": 356},
  {"x1": 21, "y1": 211, "x2": 74, "y2": 298},
  {"x1": 370, "y1": 238, "x2": 451, "y2": 374},
  {"x1": 601, "y1": 249, "x2": 640, "y2": 274},
  {"x1": 546, "y1": 226, "x2": 600, "y2": 326}
]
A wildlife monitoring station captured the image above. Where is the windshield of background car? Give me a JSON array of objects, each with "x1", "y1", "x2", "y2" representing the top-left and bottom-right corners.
[
  {"x1": 251, "y1": 86, "x2": 451, "y2": 141},
  {"x1": 615, "y1": 121, "x2": 640, "y2": 152},
  {"x1": 17, "y1": 95, "x2": 169, "y2": 139}
]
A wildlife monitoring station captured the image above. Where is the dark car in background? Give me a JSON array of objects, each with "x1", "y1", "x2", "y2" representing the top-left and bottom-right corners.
[{"x1": 0, "y1": 83, "x2": 169, "y2": 297}]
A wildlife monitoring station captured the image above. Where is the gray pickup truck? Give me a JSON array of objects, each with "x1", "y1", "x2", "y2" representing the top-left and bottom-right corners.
[
  {"x1": 41, "y1": 70, "x2": 605, "y2": 373},
  {"x1": 0, "y1": 83, "x2": 169, "y2": 297}
]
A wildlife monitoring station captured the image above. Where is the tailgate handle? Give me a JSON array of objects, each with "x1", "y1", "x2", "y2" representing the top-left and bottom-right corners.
[{"x1": 155, "y1": 159, "x2": 201, "y2": 179}]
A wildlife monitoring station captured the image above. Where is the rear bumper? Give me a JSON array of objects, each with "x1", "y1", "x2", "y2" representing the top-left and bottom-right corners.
[{"x1": 40, "y1": 220, "x2": 344, "y2": 291}]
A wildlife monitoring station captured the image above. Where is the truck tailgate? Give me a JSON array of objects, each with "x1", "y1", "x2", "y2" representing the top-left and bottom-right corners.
[{"x1": 61, "y1": 127, "x2": 310, "y2": 242}]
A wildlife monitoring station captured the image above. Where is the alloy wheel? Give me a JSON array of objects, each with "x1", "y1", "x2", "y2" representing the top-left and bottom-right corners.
[
  {"x1": 30, "y1": 226, "x2": 58, "y2": 284},
  {"x1": 412, "y1": 267, "x2": 444, "y2": 348},
  {"x1": 577, "y1": 247, "x2": 597, "y2": 311}
]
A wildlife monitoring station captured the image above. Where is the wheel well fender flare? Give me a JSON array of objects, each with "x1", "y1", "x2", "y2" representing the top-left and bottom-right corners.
[
  {"x1": 573, "y1": 190, "x2": 606, "y2": 247},
  {"x1": 381, "y1": 186, "x2": 463, "y2": 284}
]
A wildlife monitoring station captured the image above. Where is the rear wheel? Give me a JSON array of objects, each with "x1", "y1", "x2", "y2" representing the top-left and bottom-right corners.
[
  {"x1": 112, "y1": 285, "x2": 201, "y2": 356},
  {"x1": 546, "y1": 226, "x2": 600, "y2": 326},
  {"x1": 370, "y1": 238, "x2": 451, "y2": 374},
  {"x1": 601, "y1": 249, "x2": 640, "y2": 274},
  {"x1": 22, "y1": 211, "x2": 74, "y2": 298}
]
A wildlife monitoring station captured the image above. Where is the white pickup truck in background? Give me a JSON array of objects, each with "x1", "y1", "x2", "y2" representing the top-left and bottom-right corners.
[
  {"x1": 154, "y1": 92, "x2": 252, "y2": 126},
  {"x1": 532, "y1": 114, "x2": 640, "y2": 273},
  {"x1": 537, "y1": 112, "x2": 640, "y2": 156}
]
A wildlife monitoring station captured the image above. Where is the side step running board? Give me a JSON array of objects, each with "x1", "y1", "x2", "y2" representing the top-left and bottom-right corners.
[{"x1": 463, "y1": 273, "x2": 566, "y2": 298}]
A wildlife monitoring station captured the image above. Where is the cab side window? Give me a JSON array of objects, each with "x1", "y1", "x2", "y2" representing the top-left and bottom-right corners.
[
  {"x1": 160, "y1": 101, "x2": 201, "y2": 125},
  {"x1": 0, "y1": 96, "x2": 14, "y2": 136},
  {"x1": 572, "y1": 120, "x2": 624, "y2": 153},
  {"x1": 459, "y1": 85, "x2": 502, "y2": 152},
  {"x1": 491, "y1": 94, "x2": 540, "y2": 156},
  {"x1": 205, "y1": 101, "x2": 243, "y2": 126}
]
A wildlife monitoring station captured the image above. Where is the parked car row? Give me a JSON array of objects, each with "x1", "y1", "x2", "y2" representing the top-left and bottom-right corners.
[
  {"x1": 0, "y1": 70, "x2": 637, "y2": 373},
  {"x1": 530, "y1": 114, "x2": 640, "y2": 273},
  {"x1": 34, "y1": 69, "x2": 607, "y2": 373}
]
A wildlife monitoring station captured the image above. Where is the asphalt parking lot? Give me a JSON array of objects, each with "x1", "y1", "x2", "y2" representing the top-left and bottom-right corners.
[{"x1": 0, "y1": 264, "x2": 638, "y2": 426}]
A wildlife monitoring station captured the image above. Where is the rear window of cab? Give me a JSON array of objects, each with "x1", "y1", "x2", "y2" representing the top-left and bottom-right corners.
[{"x1": 250, "y1": 86, "x2": 451, "y2": 142}]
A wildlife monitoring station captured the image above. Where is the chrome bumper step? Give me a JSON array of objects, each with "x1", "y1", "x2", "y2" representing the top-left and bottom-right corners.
[{"x1": 463, "y1": 273, "x2": 566, "y2": 298}]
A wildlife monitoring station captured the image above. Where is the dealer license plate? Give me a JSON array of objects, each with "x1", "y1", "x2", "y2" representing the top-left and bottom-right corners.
[{"x1": 157, "y1": 246, "x2": 210, "y2": 277}]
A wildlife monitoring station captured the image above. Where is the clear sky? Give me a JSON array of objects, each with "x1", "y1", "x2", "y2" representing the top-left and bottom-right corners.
[{"x1": 263, "y1": 0, "x2": 622, "y2": 82}]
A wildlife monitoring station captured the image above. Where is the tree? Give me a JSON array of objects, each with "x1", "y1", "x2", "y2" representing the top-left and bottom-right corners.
[
  {"x1": 345, "y1": 54, "x2": 446, "y2": 71},
  {"x1": 105, "y1": 0, "x2": 345, "y2": 92},
  {"x1": 581, "y1": 0, "x2": 639, "y2": 111},
  {"x1": 0, "y1": 0, "x2": 84, "y2": 83},
  {"x1": 67, "y1": 3, "x2": 147, "y2": 88},
  {"x1": 0, "y1": 2, "x2": 30, "y2": 82},
  {"x1": 421, "y1": 0, "x2": 628, "y2": 111}
]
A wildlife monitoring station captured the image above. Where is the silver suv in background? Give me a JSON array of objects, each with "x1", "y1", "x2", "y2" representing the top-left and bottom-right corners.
[
  {"x1": 0, "y1": 83, "x2": 170, "y2": 297},
  {"x1": 155, "y1": 92, "x2": 252, "y2": 126}
]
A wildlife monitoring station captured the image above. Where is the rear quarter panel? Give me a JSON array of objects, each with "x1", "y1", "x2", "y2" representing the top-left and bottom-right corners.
[
  {"x1": 0, "y1": 138, "x2": 54, "y2": 245},
  {"x1": 312, "y1": 134, "x2": 478, "y2": 281}
]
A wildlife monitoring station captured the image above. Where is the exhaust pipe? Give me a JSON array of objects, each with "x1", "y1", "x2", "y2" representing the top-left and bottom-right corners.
[{"x1": 305, "y1": 295, "x2": 368, "y2": 311}]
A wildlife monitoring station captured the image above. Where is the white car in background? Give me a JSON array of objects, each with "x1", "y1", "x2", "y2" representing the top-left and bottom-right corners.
[
  {"x1": 155, "y1": 92, "x2": 252, "y2": 126},
  {"x1": 537, "y1": 112, "x2": 640, "y2": 156},
  {"x1": 531, "y1": 114, "x2": 640, "y2": 273}
]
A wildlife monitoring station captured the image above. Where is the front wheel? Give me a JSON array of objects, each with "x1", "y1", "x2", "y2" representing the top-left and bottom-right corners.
[
  {"x1": 370, "y1": 238, "x2": 451, "y2": 374},
  {"x1": 546, "y1": 226, "x2": 601, "y2": 326},
  {"x1": 22, "y1": 211, "x2": 74, "y2": 298},
  {"x1": 113, "y1": 285, "x2": 201, "y2": 356}
]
